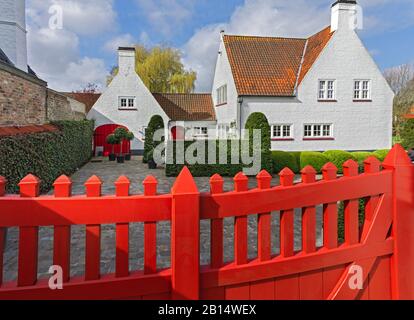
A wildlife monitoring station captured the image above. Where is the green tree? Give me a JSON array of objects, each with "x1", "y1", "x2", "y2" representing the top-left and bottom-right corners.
[
  {"x1": 108, "y1": 45, "x2": 196, "y2": 93},
  {"x1": 401, "y1": 119, "x2": 414, "y2": 150},
  {"x1": 144, "y1": 115, "x2": 165, "y2": 163}
]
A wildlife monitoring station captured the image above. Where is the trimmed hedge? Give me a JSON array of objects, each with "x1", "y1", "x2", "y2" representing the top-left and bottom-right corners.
[
  {"x1": 300, "y1": 152, "x2": 330, "y2": 173},
  {"x1": 0, "y1": 120, "x2": 94, "y2": 194},
  {"x1": 352, "y1": 152, "x2": 375, "y2": 164},
  {"x1": 165, "y1": 140, "x2": 272, "y2": 177},
  {"x1": 401, "y1": 118, "x2": 414, "y2": 150},
  {"x1": 271, "y1": 151, "x2": 300, "y2": 174},
  {"x1": 373, "y1": 149, "x2": 390, "y2": 162},
  {"x1": 338, "y1": 199, "x2": 365, "y2": 243},
  {"x1": 143, "y1": 115, "x2": 165, "y2": 163},
  {"x1": 323, "y1": 150, "x2": 357, "y2": 174}
]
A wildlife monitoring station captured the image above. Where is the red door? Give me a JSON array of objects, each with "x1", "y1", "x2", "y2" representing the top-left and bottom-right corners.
[
  {"x1": 171, "y1": 126, "x2": 185, "y2": 141},
  {"x1": 94, "y1": 124, "x2": 131, "y2": 156}
]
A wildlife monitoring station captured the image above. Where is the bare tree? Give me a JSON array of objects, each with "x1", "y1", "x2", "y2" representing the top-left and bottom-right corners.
[
  {"x1": 384, "y1": 63, "x2": 414, "y2": 94},
  {"x1": 76, "y1": 83, "x2": 100, "y2": 93}
]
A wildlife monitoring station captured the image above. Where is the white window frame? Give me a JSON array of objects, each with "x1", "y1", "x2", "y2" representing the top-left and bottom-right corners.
[
  {"x1": 354, "y1": 80, "x2": 371, "y2": 100},
  {"x1": 303, "y1": 124, "x2": 333, "y2": 138},
  {"x1": 193, "y1": 126, "x2": 208, "y2": 139},
  {"x1": 118, "y1": 96, "x2": 136, "y2": 109},
  {"x1": 216, "y1": 84, "x2": 228, "y2": 105},
  {"x1": 271, "y1": 124, "x2": 293, "y2": 139},
  {"x1": 318, "y1": 80, "x2": 336, "y2": 101}
]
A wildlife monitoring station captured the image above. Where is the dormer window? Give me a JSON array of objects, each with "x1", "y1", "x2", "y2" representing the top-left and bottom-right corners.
[
  {"x1": 119, "y1": 96, "x2": 136, "y2": 110},
  {"x1": 318, "y1": 80, "x2": 336, "y2": 101}
]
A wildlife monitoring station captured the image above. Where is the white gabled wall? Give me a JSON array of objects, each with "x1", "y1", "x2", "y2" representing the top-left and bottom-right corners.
[
  {"x1": 87, "y1": 48, "x2": 170, "y2": 151},
  {"x1": 238, "y1": 27, "x2": 393, "y2": 152},
  {"x1": 211, "y1": 37, "x2": 239, "y2": 129}
]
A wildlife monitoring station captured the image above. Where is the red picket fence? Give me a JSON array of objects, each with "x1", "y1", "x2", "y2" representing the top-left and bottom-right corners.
[{"x1": 0, "y1": 144, "x2": 413, "y2": 300}]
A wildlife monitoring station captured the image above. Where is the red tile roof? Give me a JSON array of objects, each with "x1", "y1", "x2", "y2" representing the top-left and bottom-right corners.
[
  {"x1": 0, "y1": 124, "x2": 58, "y2": 137},
  {"x1": 64, "y1": 92, "x2": 101, "y2": 113},
  {"x1": 153, "y1": 93, "x2": 216, "y2": 121},
  {"x1": 223, "y1": 26, "x2": 334, "y2": 96}
]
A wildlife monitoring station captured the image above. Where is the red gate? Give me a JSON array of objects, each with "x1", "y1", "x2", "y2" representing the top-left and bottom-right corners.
[
  {"x1": 0, "y1": 144, "x2": 413, "y2": 300},
  {"x1": 94, "y1": 124, "x2": 131, "y2": 156}
]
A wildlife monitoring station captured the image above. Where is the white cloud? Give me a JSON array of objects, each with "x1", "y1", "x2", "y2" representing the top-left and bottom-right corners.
[
  {"x1": 26, "y1": 0, "x2": 116, "y2": 91},
  {"x1": 103, "y1": 34, "x2": 136, "y2": 53},
  {"x1": 135, "y1": 0, "x2": 196, "y2": 36}
]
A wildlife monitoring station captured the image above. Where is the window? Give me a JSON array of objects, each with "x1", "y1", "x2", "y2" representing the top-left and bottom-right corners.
[
  {"x1": 119, "y1": 96, "x2": 136, "y2": 109},
  {"x1": 304, "y1": 124, "x2": 333, "y2": 138},
  {"x1": 217, "y1": 124, "x2": 231, "y2": 139},
  {"x1": 354, "y1": 80, "x2": 371, "y2": 100},
  {"x1": 216, "y1": 85, "x2": 227, "y2": 105},
  {"x1": 318, "y1": 80, "x2": 335, "y2": 100},
  {"x1": 193, "y1": 127, "x2": 208, "y2": 138},
  {"x1": 271, "y1": 124, "x2": 293, "y2": 139}
]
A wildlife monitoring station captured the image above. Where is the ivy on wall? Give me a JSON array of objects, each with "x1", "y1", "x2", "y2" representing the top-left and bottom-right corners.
[{"x1": 0, "y1": 120, "x2": 94, "y2": 194}]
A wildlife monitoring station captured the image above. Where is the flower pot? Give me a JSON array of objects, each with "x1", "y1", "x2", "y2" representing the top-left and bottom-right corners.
[
  {"x1": 148, "y1": 159, "x2": 157, "y2": 169},
  {"x1": 117, "y1": 156, "x2": 125, "y2": 164},
  {"x1": 109, "y1": 154, "x2": 116, "y2": 161},
  {"x1": 125, "y1": 154, "x2": 131, "y2": 161}
]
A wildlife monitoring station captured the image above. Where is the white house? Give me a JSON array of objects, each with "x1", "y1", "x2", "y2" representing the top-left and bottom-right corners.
[{"x1": 88, "y1": 0, "x2": 394, "y2": 154}]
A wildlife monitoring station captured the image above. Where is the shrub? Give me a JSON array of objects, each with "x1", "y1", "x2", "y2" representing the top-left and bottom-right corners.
[
  {"x1": 401, "y1": 119, "x2": 414, "y2": 150},
  {"x1": 352, "y1": 152, "x2": 375, "y2": 164},
  {"x1": 323, "y1": 150, "x2": 357, "y2": 174},
  {"x1": 271, "y1": 151, "x2": 300, "y2": 174},
  {"x1": 300, "y1": 152, "x2": 329, "y2": 173},
  {"x1": 106, "y1": 134, "x2": 119, "y2": 155},
  {"x1": 144, "y1": 115, "x2": 165, "y2": 163},
  {"x1": 338, "y1": 199, "x2": 366, "y2": 243},
  {"x1": 245, "y1": 112, "x2": 272, "y2": 173},
  {"x1": 373, "y1": 149, "x2": 390, "y2": 162},
  {"x1": 0, "y1": 120, "x2": 94, "y2": 194}
]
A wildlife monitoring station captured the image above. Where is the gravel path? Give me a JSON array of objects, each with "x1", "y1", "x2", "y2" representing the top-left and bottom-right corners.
[{"x1": 3, "y1": 157, "x2": 323, "y2": 282}]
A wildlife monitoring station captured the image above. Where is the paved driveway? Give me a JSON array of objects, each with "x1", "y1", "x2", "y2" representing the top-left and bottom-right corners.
[{"x1": 3, "y1": 157, "x2": 323, "y2": 282}]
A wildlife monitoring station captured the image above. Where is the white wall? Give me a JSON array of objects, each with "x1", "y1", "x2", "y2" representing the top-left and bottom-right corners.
[
  {"x1": 239, "y1": 28, "x2": 394, "y2": 152},
  {"x1": 87, "y1": 50, "x2": 170, "y2": 151},
  {"x1": 211, "y1": 38, "x2": 239, "y2": 129},
  {"x1": 0, "y1": 0, "x2": 27, "y2": 72}
]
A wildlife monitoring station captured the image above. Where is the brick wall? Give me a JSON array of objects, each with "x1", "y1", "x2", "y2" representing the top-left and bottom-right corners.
[
  {"x1": 0, "y1": 61, "x2": 86, "y2": 126},
  {"x1": 0, "y1": 62, "x2": 47, "y2": 126}
]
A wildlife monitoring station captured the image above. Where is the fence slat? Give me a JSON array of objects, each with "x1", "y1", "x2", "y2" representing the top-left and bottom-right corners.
[
  {"x1": 301, "y1": 166, "x2": 317, "y2": 254},
  {"x1": 18, "y1": 175, "x2": 40, "y2": 287},
  {"x1": 322, "y1": 163, "x2": 338, "y2": 249},
  {"x1": 257, "y1": 171, "x2": 272, "y2": 261},
  {"x1": 85, "y1": 176, "x2": 102, "y2": 281},
  {"x1": 0, "y1": 176, "x2": 6, "y2": 286},
  {"x1": 362, "y1": 157, "x2": 381, "y2": 240},
  {"x1": 210, "y1": 174, "x2": 224, "y2": 269},
  {"x1": 279, "y1": 168, "x2": 295, "y2": 258},
  {"x1": 143, "y1": 176, "x2": 157, "y2": 274},
  {"x1": 53, "y1": 175, "x2": 72, "y2": 283},
  {"x1": 343, "y1": 160, "x2": 359, "y2": 245},
  {"x1": 115, "y1": 176, "x2": 130, "y2": 278},
  {"x1": 234, "y1": 173, "x2": 248, "y2": 265}
]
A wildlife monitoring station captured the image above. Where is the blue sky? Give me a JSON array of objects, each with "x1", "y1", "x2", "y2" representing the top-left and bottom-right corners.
[{"x1": 25, "y1": 0, "x2": 414, "y2": 91}]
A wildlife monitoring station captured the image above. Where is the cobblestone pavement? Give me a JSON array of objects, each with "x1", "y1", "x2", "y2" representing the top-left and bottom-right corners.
[{"x1": 3, "y1": 157, "x2": 323, "y2": 282}]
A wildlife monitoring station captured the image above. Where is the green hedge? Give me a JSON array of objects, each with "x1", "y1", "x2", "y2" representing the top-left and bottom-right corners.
[
  {"x1": 271, "y1": 151, "x2": 300, "y2": 174},
  {"x1": 0, "y1": 120, "x2": 94, "y2": 194},
  {"x1": 165, "y1": 140, "x2": 272, "y2": 177},
  {"x1": 323, "y1": 150, "x2": 357, "y2": 174},
  {"x1": 352, "y1": 152, "x2": 375, "y2": 164},
  {"x1": 143, "y1": 115, "x2": 165, "y2": 163},
  {"x1": 338, "y1": 199, "x2": 365, "y2": 243},
  {"x1": 300, "y1": 152, "x2": 330, "y2": 173},
  {"x1": 401, "y1": 118, "x2": 414, "y2": 150},
  {"x1": 372, "y1": 149, "x2": 390, "y2": 162}
]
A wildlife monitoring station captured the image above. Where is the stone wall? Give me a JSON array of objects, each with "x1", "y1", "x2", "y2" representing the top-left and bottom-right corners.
[
  {"x1": 0, "y1": 62, "x2": 47, "y2": 126},
  {"x1": 0, "y1": 61, "x2": 86, "y2": 126}
]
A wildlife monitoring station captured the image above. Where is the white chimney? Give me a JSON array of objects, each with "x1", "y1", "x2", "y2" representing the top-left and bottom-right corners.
[
  {"x1": 0, "y1": 0, "x2": 28, "y2": 72},
  {"x1": 331, "y1": 0, "x2": 359, "y2": 33},
  {"x1": 118, "y1": 47, "x2": 136, "y2": 76}
]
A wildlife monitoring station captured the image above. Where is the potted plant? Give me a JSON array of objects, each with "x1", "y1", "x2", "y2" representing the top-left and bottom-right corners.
[
  {"x1": 114, "y1": 127, "x2": 128, "y2": 163},
  {"x1": 124, "y1": 131, "x2": 134, "y2": 161},
  {"x1": 106, "y1": 134, "x2": 118, "y2": 161},
  {"x1": 147, "y1": 149, "x2": 157, "y2": 169}
]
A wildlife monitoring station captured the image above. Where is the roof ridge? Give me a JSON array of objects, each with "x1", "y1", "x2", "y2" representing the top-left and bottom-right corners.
[{"x1": 224, "y1": 34, "x2": 307, "y2": 41}]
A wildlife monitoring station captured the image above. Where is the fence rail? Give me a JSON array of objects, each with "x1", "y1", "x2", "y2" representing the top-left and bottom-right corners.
[{"x1": 0, "y1": 144, "x2": 413, "y2": 300}]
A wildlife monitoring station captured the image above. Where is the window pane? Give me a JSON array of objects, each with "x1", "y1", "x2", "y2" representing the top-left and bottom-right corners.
[
  {"x1": 314, "y1": 125, "x2": 321, "y2": 137},
  {"x1": 304, "y1": 125, "x2": 312, "y2": 137},
  {"x1": 273, "y1": 125, "x2": 281, "y2": 137},
  {"x1": 283, "y1": 125, "x2": 291, "y2": 137},
  {"x1": 323, "y1": 125, "x2": 331, "y2": 136}
]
